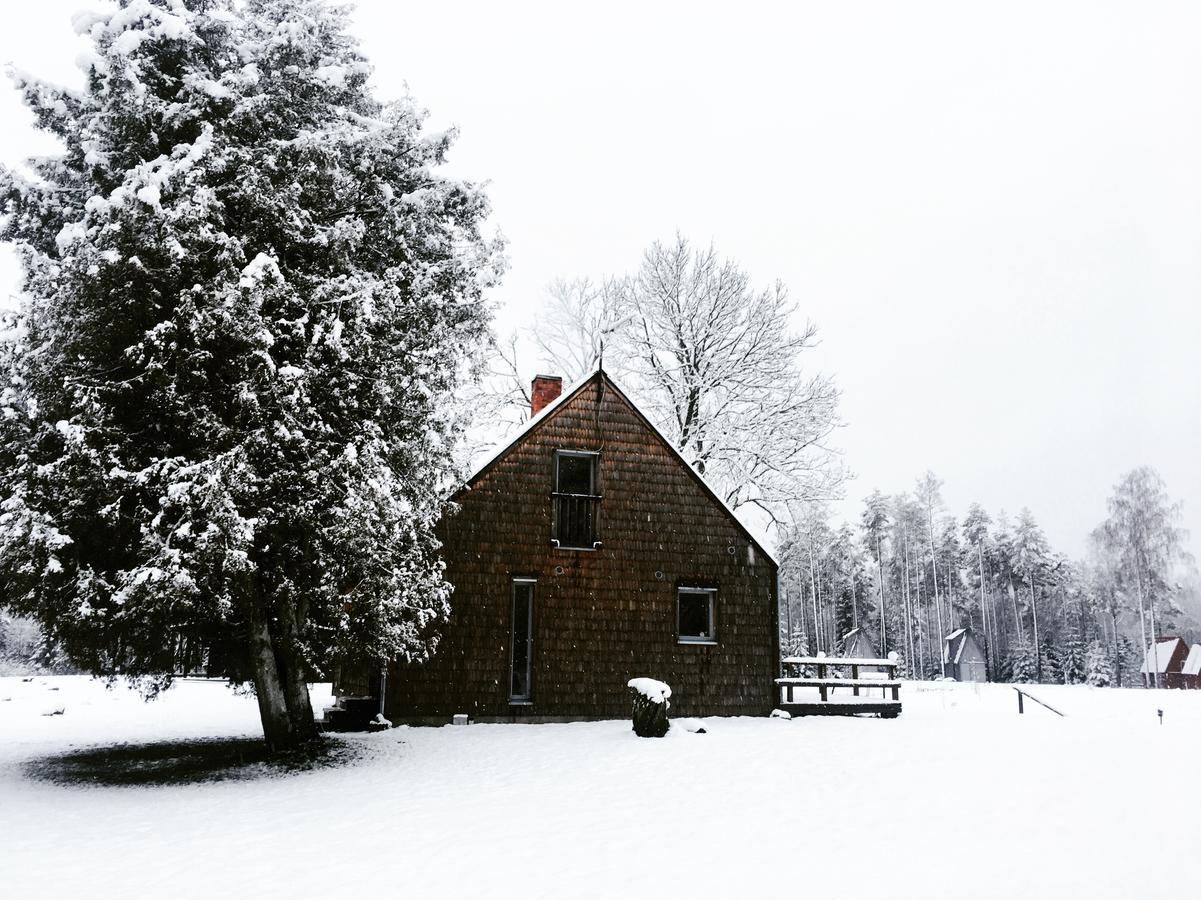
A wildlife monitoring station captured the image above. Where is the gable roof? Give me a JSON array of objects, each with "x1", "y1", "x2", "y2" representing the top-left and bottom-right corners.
[
  {"x1": 462, "y1": 366, "x2": 779, "y2": 567},
  {"x1": 943, "y1": 628, "x2": 980, "y2": 665},
  {"x1": 1141, "y1": 637, "x2": 1186, "y2": 675},
  {"x1": 841, "y1": 628, "x2": 878, "y2": 657}
]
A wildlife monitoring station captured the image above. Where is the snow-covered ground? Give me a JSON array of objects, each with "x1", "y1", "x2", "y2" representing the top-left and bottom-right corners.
[{"x1": 2, "y1": 676, "x2": 1196, "y2": 899}]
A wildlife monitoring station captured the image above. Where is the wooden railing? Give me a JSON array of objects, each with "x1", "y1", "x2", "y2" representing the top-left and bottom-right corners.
[
  {"x1": 552, "y1": 492, "x2": 600, "y2": 548},
  {"x1": 778, "y1": 654, "x2": 902, "y2": 704}
]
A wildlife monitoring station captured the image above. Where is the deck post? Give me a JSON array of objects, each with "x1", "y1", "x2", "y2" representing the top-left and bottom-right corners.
[
  {"x1": 852, "y1": 664, "x2": 860, "y2": 696},
  {"x1": 1017, "y1": 690, "x2": 1024, "y2": 714}
]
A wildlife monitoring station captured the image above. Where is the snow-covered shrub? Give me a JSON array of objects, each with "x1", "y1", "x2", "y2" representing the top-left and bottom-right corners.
[{"x1": 628, "y1": 677, "x2": 671, "y2": 737}]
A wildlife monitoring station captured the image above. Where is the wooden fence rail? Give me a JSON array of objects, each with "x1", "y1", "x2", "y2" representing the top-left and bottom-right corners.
[{"x1": 1013, "y1": 687, "x2": 1066, "y2": 717}]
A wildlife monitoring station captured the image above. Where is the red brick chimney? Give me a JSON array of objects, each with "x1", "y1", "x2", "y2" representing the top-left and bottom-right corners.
[{"x1": 531, "y1": 374, "x2": 563, "y2": 416}]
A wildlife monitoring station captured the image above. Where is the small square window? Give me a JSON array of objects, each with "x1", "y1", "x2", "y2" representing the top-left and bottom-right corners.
[{"x1": 678, "y1": 588, "x2": 716, "y2": 643}]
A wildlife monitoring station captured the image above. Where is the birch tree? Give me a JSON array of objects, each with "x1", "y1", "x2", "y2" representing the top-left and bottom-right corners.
[{"x1": 1097, "y1": 467, "x2": 1189, "y2": 688}]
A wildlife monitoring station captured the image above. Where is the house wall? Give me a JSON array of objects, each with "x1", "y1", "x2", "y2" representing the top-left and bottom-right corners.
[
  {"x1": 1142, "y1": 642, "x2": 1190, "y2": 689},
  {"x1": 956, "y1": 637, "x2": 987, "y2": 682},
  {"x1": 384, "y1": 376, "x2": 779, "y2": 722}
]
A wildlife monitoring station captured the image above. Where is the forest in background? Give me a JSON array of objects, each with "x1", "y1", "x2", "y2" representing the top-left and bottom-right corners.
[{"x1": 777, "y1": 467, "x2": 1197, "y2": 686}]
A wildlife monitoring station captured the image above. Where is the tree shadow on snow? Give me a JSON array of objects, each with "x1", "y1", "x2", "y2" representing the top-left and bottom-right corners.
[{"x1": 23, "y1": 736, "x2": 359, "y2": 788}]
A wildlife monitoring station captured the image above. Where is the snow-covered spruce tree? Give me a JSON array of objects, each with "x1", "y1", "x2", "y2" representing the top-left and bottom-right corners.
[
  {"x1": 1058, "y1": 628, "x2": 1086, "y2": 685},
  {"x1": 1006, "y1": 639, "x2": 1038, "y2": 684},
  {"x1": 1085, "y1": 640, "x2": 1112, "y2": 687},
  {"x1": 0, "y1": 1, "x2": 500, "y2": 751}
]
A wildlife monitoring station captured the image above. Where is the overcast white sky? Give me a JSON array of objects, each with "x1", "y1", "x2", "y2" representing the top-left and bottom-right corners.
[{"x1": 2, "y1": 0, "x2": 1199, "y2": 560}]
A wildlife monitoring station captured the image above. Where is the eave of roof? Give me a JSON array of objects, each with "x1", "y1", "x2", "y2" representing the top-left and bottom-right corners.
[
  {"x1": 1141, "y1": 637, "x2": 1186, "y2": 674},
  {"x1": 459, "y1": 366, "x2": 780, "y2": 568}
]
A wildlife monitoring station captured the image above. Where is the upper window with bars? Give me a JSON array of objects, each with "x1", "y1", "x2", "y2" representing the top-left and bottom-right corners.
[{"x1": 552, "y1": 450, "x2": 600, "y2": 549}]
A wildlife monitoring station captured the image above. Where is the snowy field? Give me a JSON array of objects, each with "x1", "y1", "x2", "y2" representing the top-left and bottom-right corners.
[{"x1": 2, "y1": 676, "x2": 1197, "y2": 899}]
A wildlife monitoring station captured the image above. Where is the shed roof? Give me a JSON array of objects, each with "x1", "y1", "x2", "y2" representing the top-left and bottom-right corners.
[
  {"x1": 462, "y1": 366, "x2": 779, "y2": 567},
  {"x1": 1141, "y1": 637, "x2": 1186, "y2": 675}
]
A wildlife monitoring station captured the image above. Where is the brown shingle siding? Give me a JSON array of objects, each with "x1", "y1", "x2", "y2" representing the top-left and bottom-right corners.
[{"x1": 386, "y1": 370, "x2": 778, "y2": 721}]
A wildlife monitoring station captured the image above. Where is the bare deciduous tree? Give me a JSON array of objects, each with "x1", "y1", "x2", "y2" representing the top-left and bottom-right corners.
[
  {"x1": 557, "y1": 236, "x2": 846, "y2": 523},
  {"x1": 485, "y1": 236, "x2": 845, "y2": 527},
  {"x1": 533, "y1": 277, "x2": 625, "y2": 381}
]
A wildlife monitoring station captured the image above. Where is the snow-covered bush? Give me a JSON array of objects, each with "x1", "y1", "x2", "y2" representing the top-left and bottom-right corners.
[{"x1": 628, "y1": 677, "x2": 671, "y2": 737}]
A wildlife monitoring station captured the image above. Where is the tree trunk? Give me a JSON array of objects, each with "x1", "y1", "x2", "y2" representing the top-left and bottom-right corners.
[
  {"x1": 809, "y1": 549, "x2": 821, "y2": 653},
  {"x1": 1111, "y1": 609, "x2": 1122, "y2": 687},
  {"x1": 245, "y1": 580, "x2": 319, "y2": 753},
  {"x1": 248, "y1": 611, "x2": 296, "y2": 753},
  {"x1": 977, "y1": 545, "x2": 989, "y2": 679},
  {"x1": 1143, "y1": 569, "x2": 1160, "y2": 690},
  {"x1": 1008, "y1": 577, "x2": 1021, "y2": 641},
  {"x1": 277, "y1": 596, "x2": 320, "y2": 743},
  {"x1": 1133, "y1": 570, "x2": 1149, "y2": 688},
  {"x1": 927, "y1": 506, "x2": 943, "y2": 650},
  {"x1": 1030, "y1": 575, "x2": 1041, "y2": 682},
  {"x1": 876, "y1": 535, "x2": 887, "y2": 656}
]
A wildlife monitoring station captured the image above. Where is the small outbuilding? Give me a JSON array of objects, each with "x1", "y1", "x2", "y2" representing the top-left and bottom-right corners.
[
  {"x1": 1142, "y1": 637, "x2": 1191, "y2": 689},
  {"x1": 841, "y1": 627, "x2": 878, "y2": 660},
  {"x1": 942, "y1": 628, "x2": 987, "y2": 682}
]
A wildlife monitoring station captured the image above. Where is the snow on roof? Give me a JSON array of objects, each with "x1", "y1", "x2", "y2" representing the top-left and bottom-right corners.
[
  {"x1": 1141, "y1": 638, "x2": 1185, "y2": 675},
  {"x1": 464, "y1": 366, "x2": 780, "y2": 567},
  {"x1": 1183, "y1": 644, "x2": 1201, "y2": 677},
  {"x1": 942, "y1": 628, "x2": 967, "y2": 664},
  {"x1": 465, "y1": 363, "x2": 601, "y2": 484}
]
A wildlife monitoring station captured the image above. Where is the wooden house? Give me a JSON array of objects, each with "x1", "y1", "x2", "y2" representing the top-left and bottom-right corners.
[
  {"x1": 942, "y1": 628, "x2": 987, "y2": 682},
  {"x1": 375, "y1": 368, "x2": 780, "y2": 723},
  {"x1": 1141, "y1": 637, "x2": 1190, "y2": 689}
]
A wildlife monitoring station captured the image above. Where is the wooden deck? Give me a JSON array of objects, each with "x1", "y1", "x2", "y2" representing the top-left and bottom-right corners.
[
  {"x1": 777, "y1": 654, "x2": 903, "y2": 718},
  {"x1": 779, "y1": 698, "x2": 902, "y2": 718}
]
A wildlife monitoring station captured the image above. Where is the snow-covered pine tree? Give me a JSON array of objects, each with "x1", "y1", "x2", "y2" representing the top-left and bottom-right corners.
[
  {"x1": 1007, "y1": 639, "x2": 1038, "y2": 683},
  {"x1": 0, "y1": 0, "x2": 501, "y2": 751},
  {"x1": 1058, "y1": 628, "x2": 1086, "y2": 685},
  {"x1": 1085, "y1": 640, "x2": 1112, "y2": 687},
  {"x1": 781, "y1": 623, "x2": 810, "y2": 659}
]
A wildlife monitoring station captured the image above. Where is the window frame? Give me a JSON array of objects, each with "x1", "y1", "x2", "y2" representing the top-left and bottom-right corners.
[
  {"x1": 677, "y1": 586, "x2": 718, "y2": 645},
  {"x1": 553, "y1": 449, "x2": 598, "y2": 495},
  {"x1": 509, "y1": 577, "x2": 536, "y2": 703},
  {"x1": 551, "y1": 449, "x2": 601, "y2": 550}
]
